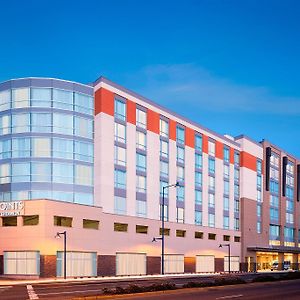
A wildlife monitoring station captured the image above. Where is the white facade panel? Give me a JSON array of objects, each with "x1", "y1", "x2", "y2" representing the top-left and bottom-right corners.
[
  {"x1": 224, "y1": 256, "x2": 240, "y2": 272},
  {"x1": 185, "y1": 146, "x2": 195, "y2": 225},
  {"x1": 169, "y1": 139, "x2": 177, "y2": 222},
  {"x1": 202, "y1": 153, "x2": 209, "y2": 227},
  {"x1": 116, "y1": 253, "x2": 146, "y2": 276},
  {"x1": 164, "y1": 254, "x2": 184, "y2": 274},
  {"x1": 215, "y1": 158, "x2": 224, "y2": 229},
  {"x1": 196, "y1": 255, "x2": 215, "y2": 273}
]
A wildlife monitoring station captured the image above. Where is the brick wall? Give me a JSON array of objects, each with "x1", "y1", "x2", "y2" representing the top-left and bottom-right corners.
[
  {"x1": 215, "y1": 257, "x2": 224, "y2": 272},
  {"x1": 40, "y1": 255, "x2": 56, "y2": 278},
  {"x1": 184, "y1": 256, "x2": 196, "y2": 273},
  {"x1": 97, "y1": 255, "x2": 116, "y2": 276},
  {"x1": 147, "y1": 256, "x2": 161, "y2": 275}
]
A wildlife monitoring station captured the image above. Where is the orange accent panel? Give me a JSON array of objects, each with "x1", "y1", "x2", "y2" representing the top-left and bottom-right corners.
[
  {"x1": 185, "y1": 127, "x2": 195, "y2": 148},
  {"x1": 127, "y1": 100, "x2": 136, "y2": 125},
  {"x1": 94, "y1": 88, "x2": 114, "y2": 116},
  {"x1": 169, "y1": 119, "x2": 176, "y2": 141},
  {"x1": 202, "y1": 135, "x2": 208, "y2": 154},
  {"x1": 230, "y1": 148, "x2": 235, "y2": 164},
  {"x1": 215, "y1": 141, "x2": 223, "y2": 160},
  {"x1": 241, "y1": 151, "x2": 257, "y2": 172},
  {"x1": 147, "y1": 109, "x2": 160, "y2": 133}
]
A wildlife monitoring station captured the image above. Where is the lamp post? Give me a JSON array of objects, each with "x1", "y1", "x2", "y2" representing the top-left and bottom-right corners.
[
  {"x1": 55, "y1": 231, "x2": 67, "y2": 279},
  {"x1": 153, "y1": 182, "x2": 180, "y2": 275},
  {"x1": 219, "y1": 243, "x2": 231, "y2": 274}
]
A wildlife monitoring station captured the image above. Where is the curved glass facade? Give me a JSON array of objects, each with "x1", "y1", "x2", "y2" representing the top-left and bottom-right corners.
[{"x1": 0, "y1": 78, "x2": 94, "y2": 205}]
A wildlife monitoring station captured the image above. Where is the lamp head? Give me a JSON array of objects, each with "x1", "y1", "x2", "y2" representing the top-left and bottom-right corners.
[
  {"x1": 55, "y1": 232, "x2": 61, "y2": 239},
  {"x1": 219, "y1": 244, "x2": 222, "y2": 248},
  {"x1": 152, "y1": 237, "x2": 157, "y2": 242},
  {"x1": 175, "y1": 182, "x2": 180, "y2": 187}
]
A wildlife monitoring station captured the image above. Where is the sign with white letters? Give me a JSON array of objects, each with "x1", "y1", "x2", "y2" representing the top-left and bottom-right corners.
[{"x1": 0, "y1": 201, "x2": 24, "y2": 216}]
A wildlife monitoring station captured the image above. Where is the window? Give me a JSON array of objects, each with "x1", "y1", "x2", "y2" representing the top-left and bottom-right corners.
[
  {"x1": 31, "y1": 162, "x2": 51, "y2": 182},
  {"x1": 176, "y1": 186, "x2": 184, "y2": 202},
  {"x1": 195, "y1": 210, "x2": 202, "y2": 225},
  {"x1": 74, "y1": 141, "x2": 93, "y2": 162},
  {"x1": 208, "y1": 140, "x2": 215, "y2": 156},
  {"x1": 270, "y1": 207, "x2": 279, "y2": 222},
  {"x1": 224, "y1": 146, "x2": 230, "y2": 163},
  {"x1": 53, "y1": 89, "x2": 73, "y2": 110},
  {"x1": 136, "y1": 108, "x2": 146, "y2": 128},
  {"x1": 234, "y1": 151, "x2": 240, "y2": 166},
  {"x1": 136, "y1": 153, "x2": 146, "y2": 172},
  {"x1": 234, "y1": 236, "x2": 241, "y2": 242},
  {"x1": 11, "y1": 163, "x2": 30, "y2": 182},
  {"x1": 53, "y1": 163, "x2": 73, "y2": 184},
  {"x1": 208, "y1": 193, "x2": 215, "y2": 208},
  {"x1": 2, "y1": 216, "x2": 17, "y2": 226},
  {"x1": 114, "y1": 169, "x2": 126, "y2": 189},
  {"x1": 114, "y1": 196, "x2": 126, "y2": 215},
  {"x1": 83, "y1": 219, "x2": 99, "y2": 229},
  {"x1": 257, "y1": 221, "x2": 261, "y2": 233},
  {"x1": 114, "y1": 222, "x2": 128, "y2": 232},
  {"x1": 136, "y1": 225, "x2": 148, "y2": 234},
  {"x1": 176, "y1": 126, "x2": 185, "y2": 144},
  {"x1": 160, "y1": 181, "x2": 169, "y2": 198},
  {"x1": 160, "y1": 140, "x2": 168, "y2": 158},
  {"x1": 195, "y1": 171, "x2": 202, "y2": 187},
  {"x1": 160, "y1": 204, "x2": 169, "y2": 221},
  {"x1": 12, "y1": 113, "x2": 30, "y2": 133},
  {"x1": 208, "y1": 158, "x2": 215, "y2": 174},
  {"x1": 0, "y1": 115, "x2": 10, "y2": 135},
  {"x1": 195, "y1": 153, "x2": 202, "y2": 169},
  {"x1": 223, "y1": 216, "x2": 229, "y2": 229},
  {"x1": 176, "y1": 230, "x2": 186, "y2": 237},
  {"x1": 195, "y1": 134, "x2": 202, "y2": 152},
  {"x1": 286, "y1": 212, "x2": 294, "y2": 224},
  {"x1": 0, "y1": 89, "x2": 11, "y2": 111},
  {"x1": 115, "y1": 146, "x2": 126, "y2": 166},
  {"x1": 0, "y1": 139, "x2": 11, "y2": 159},
  {"x1": 136, "y1": 200, "x2": 147, "y2": 217},
  {"x1": 54, "y1": 216, "x2": 72, "y2": 227},
  {"x1": 159, "y1": 119, "x2": 168, "y2": 137},
  {"x1": 0, "y1": 163, "x2": 10, "y2": 184},
  {"x1": 224, "y1": 164, "x2": 230, "y2": 180},
  {"x1": 208, "y1": 213, "x2": 215, "y2": 227},
  {"x1": 270, "y1": 195, "x2": 279, "y2": 207},
  {"x1": 12, "y1": 88, "x2": 29, "y2": 108},
  {"x1": 75, "y1": 165, "x2": 93, "y2": 186},
  {"x1": 195, "y1": 231, "x2": 203, "y2": 239},
  {"x1": 234, "y1": 168, "x2": 239, "y2": 182},
  {"x1": 177, "y1": 166, "x2": 185, "y2": 182},
  {"x1": 208, "y1": 233, "x2": 216, "y2": 240},
  {"x1": 53, "y1": 138, "x2": 74, "y2": 160},
  {"x1": 269, "y1": 224, "x2": 280, "y2": 239},
  {"x1": 114, "y1": 99, "x2": 126, "y2": 121},
  {"x1": 223, "y1": 235, "x2": 230, "y2": 241},
  {"x1": 32, "y1": 138, "x2": 51, "y2": 157},
  {"x1": 115, "y1": 122, "x2": 126, "y2": 143},
  {"x1": 224, "y1": 181, "x2": 229, "y2": 196},
  {"x1": 209, "y1": 176, "x2": 215, "y2": 191},
  {"x1": 159, "y1": 228, "x2": 170, "y2": 236},
  {"x1": 177, "y1": 146, "x2": 184, "y2": 163},
  {"x1": 234, "y1": 184, "x2": 239, "y2": 198},
  {"x1": 53, "y1": 113, "x2": 73, "y2": 135},
  {"x1": 176, "y1": 207, "x2": 184, "y2": 223},
  {"x1": 31, "y1": 113, "x2": 51, "y2": 132},
  {"x1": 234, "y1": 218, "x2": 240, "y2": 231},
  {"x1": 257, "y1": 175, "x2": 262, "y2": 189},
  {"x1": 234, "y1": 200, "x2": 240, "y2": 213},
  {"x1": 136, "y1": 175, "x2": 146, "y2": 193},
  {"x1": 224, "y1": 197, "x2": 229, "y2": 211},
  {"x1": 257, "y1": 204, "x2": 262, "y2": 217},
  {"x1": 74, "y1": 93, "x2": 93, "y2": 115},
  {"x1": 74, "y1": 116, "x2": 93, "y2": 138},
  {"x1": 160, "y1": 161, "x2": 169, "y2": 178},
  {"x1": 257, "y1": 160, "x2": 262, "y2": 174},
  {"x1": 136, "y1": 131, "x2": 146, "y2": 150},
  {"x1": 195, "y1": 190, "x2": 202, "y2": 205}
]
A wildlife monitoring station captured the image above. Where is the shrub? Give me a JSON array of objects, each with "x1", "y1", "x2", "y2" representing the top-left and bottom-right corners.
[{"x1": 252, "y1": 275, "x2": 277, "y2": 283}]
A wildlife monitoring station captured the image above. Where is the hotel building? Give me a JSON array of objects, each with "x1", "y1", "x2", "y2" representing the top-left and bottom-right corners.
[{"x1": 0, "y1": 77, "x2": 299, "y2": 278}]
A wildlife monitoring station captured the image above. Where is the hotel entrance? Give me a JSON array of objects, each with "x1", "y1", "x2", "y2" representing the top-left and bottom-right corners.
[{"x1": 256, "y1": 252, "x2": 278, "y2": 271}]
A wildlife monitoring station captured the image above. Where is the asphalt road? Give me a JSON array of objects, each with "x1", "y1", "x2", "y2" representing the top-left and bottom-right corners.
[{"x1": 1, "y1": 277, "x2": 300, "y2": 300}]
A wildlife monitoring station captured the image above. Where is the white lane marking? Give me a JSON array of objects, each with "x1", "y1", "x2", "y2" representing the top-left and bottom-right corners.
[
  {"x1": 216, "y1": 295, "x2": 243, "y2": 300},
  {"x1": 27, "y1": 285, "x2": 39, "y2": 300},
  {"x1": 0, "y1": 286, "x2": 12, "y2": 289}
]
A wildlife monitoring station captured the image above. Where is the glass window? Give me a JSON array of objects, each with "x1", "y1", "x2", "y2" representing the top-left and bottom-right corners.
[
  {"x1": 136, "y1": 175, "x2": 146, "y2": 193},
  {"x1": 32, "y1": 138, "x2": 51, "y2": 157},
  {"x1": 53, "y1": 89, "x2": 73, "y2": 110},
  {"x1": 176, "y1": 186, "x2": 184, "y2": 202},
  {"x1": 208, "y1": 213, "x2": 215, "y2": 227},
  {"x1": 195, "y1": 134, "x2": 202, "y2": 152},
  {"x1": 160, "y1": 205, "x2": 169, "y2": 222},
  {"x1": 136, "y1": 200, "x2": 147, "y2": 217},
  {"x1": 195, "y1": 190, "x2": 202, "y2": 205},
  {"x1": 270, "y1": 207, "x2": 279, "y2": 222},
  {"x1": 11, "y1": 162, "x2": 30, "y2": 182},
  {"x1": 160, "y1": 140, "x2": 168, "y2": 158},
  {"x1": 195, "y1": 210, "x2": 202, "y2": 225},
  {"x1": 83, "y1": 219, "x2": 99, "y2": 229},
  {"x1": 54, "y1": 216, "x2": 72, "y2": 227},
  {"x1": 2, "y1": 216, "x2": 17, "y2": 226},
  {"x1": 114, "y1": 196, "x2": 126, "y2": 215},
  {"x1": 234, "y1": 151, "x2": 240, "y2": 166},
  {"x1": 160, "y1": 181, "x2": 169, "y2": 198},
  {"x1": 31, "y1": 88, "x2": 51, "y2": 107},
  {"x1": 257, "y1": 160, "x2": 262, "y2": 174},
  {"x1": 224, "y1": 197, "x2": 229, "y2": 211},
  {"x1": 176, "y1": 126, "x2": 185, "y2": 144},
  {"x1": 223, "y1": 216, "x2": 229, "y2": 229},
  {"x1": 224, "y1": 146, "x2": 230, "y2": 163},
  {"x1": 136, "y1": 108, "x2": 146, "y2": 128},
  {"x1": 176, "y1": 207, "x2": 184, "y2": 223},
  {"x1": 0, "y1": 163, "x2": 10, "y2": 184},
  {"x1": 177, "y1": 166, "x2": 184, "y2": 182},
  {"x1": 224, "y1": 181, "x2": 229, "y2": 196},
  {"x1": 114, "y1": 146, "x2": 126, "y2": 166},
  {"x1": 224, "y1": 164, "x2": 230, "y2": 179},
  {"x1": 74, "y1": 141, "x2": 93, "y2": 162},
  {"x1": 23, "y1": 215, "x2": 39, "y2": 226},
  {"x1": 12, "y1": 88, "x2": 29, "y2": 108},
  {"x1": 160, "y1": 161, "x2": 169, "y2": 178},
  {"x1": 53, "y1": 113, "x2": 73, "y2": 135},
  {"x1": 208, "y1": 158, "x2": 215, "y2": 174},
  {"x1": 53, "y1": 138, "x2": 74, "y2": 160},
  {"x1": 136, "y1": 131, "x2": 146, "y2": 150},
  {"x1": 11, "y1": 191, "x2": 29, "y2": 201},
  {"x1": 114, "y1": 169, "x2": 126, "y2": 189},
  {"x1": 75, "y1": 165, "x2": 93, "y2": 186},
  {"x1": 159, "y1": 119, "x2": 168, "y2": 138},
  {"x1": 234, "y1": 168, "x2": 239, "y2": 181},
  {"x1": 195, "y1": 171, "x2": 202, "y2": 187},
  {"x1": 53, "y1": 163, "x2": 74, "y2": 184},
  {"x1": 136, "y1": 225, "x2": 148, "y2": 234},
  {"x1": 195, "y1": 153, "x2": 202, "y2": 169},
  {"x1": 114, "y1": 99, "x2": 126, "y2": 121},
  {"x1": 257, "y1": 204, "x2": 262, "y2": 217},
  {"x1": 208, "y1": 193, "x2": 215, "y2": 208},
  {"x1": 31, "y1": 113, "x2": 51, "y2": 132},
  {"x1": 0, "y1": 90, "x2": 11, "y2": 111},
  {"x1": 208, "y1": 140, "x2": 215, "y2": 156},
  {"x1": 136, "y1": 153, "x2": 146, "y2": 172},
  {"x1": 177, "y1": 146, "x2": 184, "y2": 163},
  {"x1": 209, "y1": 176, "x2": 215, "y2": 190},
  {"x1": 74, "y1": 116, "x2": 93, "y2": 138},
  {"x1": 0, "y1": 139, "x2": 11, "y2": 159},
  {"x1": 257, "y1": 221, "x2": 261, "y2": 233},
  {"x1": 0, "y1": 115, "x2": 10, "y2": 135},
  {"x1": 12, "y1": 113, "x2": 30, "y2": 133},
  {"x1": 114, "y1": 122, "x2": 126, "y2": 143},
  {"x1": 31, "y1": 162, "x2": 51, "y2": 182},
  {"x1": 234, "y1": 184, "x2": 239, "y2": 197},
  {"x1": 74, "y1": 193, "x2": 93, "y2": 205},
  {"x1": 74, "y1": 93, "x2": 93, "y2": 115},
  {"x1": 257, "y1": 175, "x2": 262, "y2": 189},
  {"x1": 114, "y1": 222, "x2": 128, "y2": 232}
]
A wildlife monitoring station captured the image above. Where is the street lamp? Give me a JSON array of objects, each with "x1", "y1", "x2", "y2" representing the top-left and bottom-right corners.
[
  {"x1": 55, "y1": 231, "x2": 67, "y2": 279},
  {"x1": 219, "y1": 243, "x2": 231, "y2": 274},
  {"x1": 153, "y1": 182, "x2": 180, "y2": 275}
]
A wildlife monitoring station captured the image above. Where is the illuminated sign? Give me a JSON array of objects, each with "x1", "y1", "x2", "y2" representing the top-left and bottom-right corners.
[{"x1": 0, "y1": 201, "x2": 24, "y2": 216}]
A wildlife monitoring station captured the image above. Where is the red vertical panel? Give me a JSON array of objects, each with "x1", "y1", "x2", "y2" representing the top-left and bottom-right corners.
[
  {"x1": 169, "y1": 119, "x2": 176, "y2": 141},
  {"x1": 202, "y1": 134, "x2": 208, "y2": 154},
  {"x1": 147, "y1": 109, "x2": 160, "y2": 133},
  {"x1": 94, "y1": 88, "x2": 114, "y2": 116},
  {"x1": 185, "y1": 127, "x2": 195, "y2": 148},
  {"x1": 241, "y1": 151, "x2": 257, "y2": 172},
  {"x1": 127, "y1": 99, "x2": 136, "y2": 125},
  {"x1": 215, "y1": 141, "x2": 224, "y2": 160},
  {"x1": 230, "y1": 148, "x2": 235, "y2": 164}
]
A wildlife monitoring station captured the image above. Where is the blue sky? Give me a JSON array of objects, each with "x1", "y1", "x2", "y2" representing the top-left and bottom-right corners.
[{"x1": 1, "y1": 0, "x2": 300, "y2": 157}]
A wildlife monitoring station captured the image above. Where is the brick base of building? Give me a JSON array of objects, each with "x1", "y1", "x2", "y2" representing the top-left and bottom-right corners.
[
  {"x1": 146, "y1": 256, "x2": 161, "y2": 275},
  {"x1": 215, "y1": 257, "x2": 224, "y2": 272},
  {"x1": 97, "y1": 255, "x2": 116, "y2": 276},
  {"x1": 40, "y1": 255, "x2": 57, "y2": 277},
  {"x1": 184, "y1": 256, "x2": 196, "y2": 273}
]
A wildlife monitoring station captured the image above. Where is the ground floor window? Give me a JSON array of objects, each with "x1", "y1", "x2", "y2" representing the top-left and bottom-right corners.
[
  {"x1": 164, "y1": 254, "x2": 184, "y2": 274},
  {"x1": 56, "y1": 251, "x2": 97, "y2": 277},
  {"x1": 224, "y1": 256, "x2": 240, "y2": 272},
  {"x1": 4, "y1": 251, "x2": 40, "y2": 275},
  {"x1": 116, "y1": 253, "x2": 146, "y2": 276},
  {"x1": 196, "y1": 255, "x2": 215, "y2": 273}
]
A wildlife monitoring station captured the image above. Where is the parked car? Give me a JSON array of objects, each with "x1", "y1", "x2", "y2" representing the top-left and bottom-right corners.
[{"x1": 271, "y1": 260, "x2": 291, "y2": 271}]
